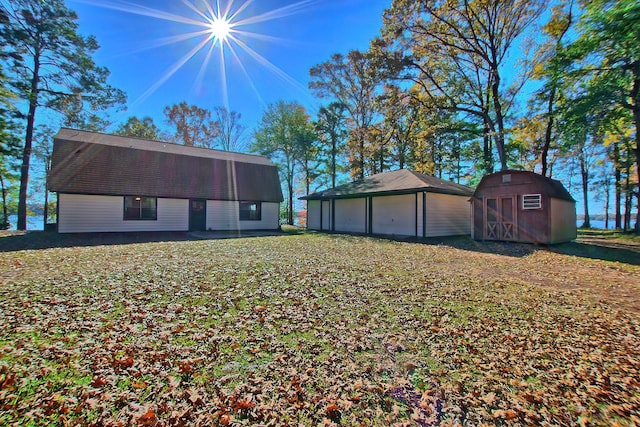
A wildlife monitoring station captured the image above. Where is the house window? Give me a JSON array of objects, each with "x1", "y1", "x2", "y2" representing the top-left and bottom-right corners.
[
  {"x1": 239, "y1": 202, "x2": 261, "y2": 221},
  {"x1": 124, "y1": 196, "x2": 157, "y2": 220},
  {"x1": 522, "y1": 194, "x2": 542, "y2": 210}
]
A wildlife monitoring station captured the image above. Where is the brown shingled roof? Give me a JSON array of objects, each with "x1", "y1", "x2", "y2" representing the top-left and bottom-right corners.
[
  {"x1": 48, "y1": 128, "x2": 284, "y2": 202},
  {"x1": 301, "y1": 169, "x2": 474, "y2": 200}
]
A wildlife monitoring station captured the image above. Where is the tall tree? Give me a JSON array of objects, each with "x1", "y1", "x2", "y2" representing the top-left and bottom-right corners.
[
  {"x1": 252, "y1": 101, "x2": 311, "y2": 225},
  {"x1": 380, "y1": 0, "x2": 546, "y2": 172},
  {"x1": 295, "y1": 121, "x2": 319, "y2": 197},
  {"x1": 315, "y1": 102, "x2": 347, "y2": 188},
  {"x1": 565, "y1": 0, "x2": 640, "y2": 231},
  {"x1": 212, "y1": 107, "x2": 247, "y2": 152},
  {"x1": 115, "y1": 116, "x2": 161, "y2": 140},
  {"x1": 533, "y1": 1, "x2": 574, "y2": 176},
  {"x1": 0, "y1": 59, "x2": 20, "y2": 230},
  {"x1": 0, "y1": 125, "x2": 20, "y2": 230},
  {"x1": 32, "y1": 125, "x2": 55, "y2": 229},
  {"x1": 0, "y1": 0, "x2": 126, "y2": 230},
  {"x1": 164, "y1": 102, "x2": 219, "y2": 147},
  {"x1": 309, "y1": 50, "x2": 383, "y2": 179}
]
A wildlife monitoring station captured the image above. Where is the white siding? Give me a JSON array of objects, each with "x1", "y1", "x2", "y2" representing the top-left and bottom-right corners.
[
  {"x1": 424, "y1": 193, "x2": 470, "y2": 237},
  {"x1": 372, "y1": 194, "x2": 416, "y2": 236},
  {"x1": 206, "y1": 200, "x2": 279, "y2": 230},
  {"x1": 58, "y1": 194, "x2": 188, "y2": 233},
  {"x1": 321, "y1": 201, "x2": 331, "y2": 230},
  {"x1": 550, "y1": 198, "x2": 577, "y2": 243},
  {"x1": 334, "y1": 198, "x2": 367, "y2": 233},
  {"x1": 417, "y1": 193, "x2": 424, "y2": 237},
  {"x1": 307, "y1": 200, "x2": 321, "y2": 230}
]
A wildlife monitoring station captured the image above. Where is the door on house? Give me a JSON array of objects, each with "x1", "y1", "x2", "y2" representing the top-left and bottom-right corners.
[
  {"x1": 485, "y1": 196, "x2": 516, "y2": 241},
  {"x1": 189, "y1": 199, "x2": 207, "y2": 231}
]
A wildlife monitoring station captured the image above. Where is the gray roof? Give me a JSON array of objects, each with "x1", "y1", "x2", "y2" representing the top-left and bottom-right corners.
[
  {"x1": 49, "y1": 128, "x2": 284, "y2": 202},
  {"x1": 301, "y1": 169, "x2": 474, "y2": 200}
]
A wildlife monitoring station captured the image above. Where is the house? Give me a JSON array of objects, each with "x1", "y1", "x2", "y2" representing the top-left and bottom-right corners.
[
  {"x1": 471, "y1": 170, "x2": 576, "y2": 244},
  {"x1": 300, "y1": 169, "x2": 474, "y2": 237},
  {"x1": 48, "y1": 128, "x2": 283, "y2": 233}
]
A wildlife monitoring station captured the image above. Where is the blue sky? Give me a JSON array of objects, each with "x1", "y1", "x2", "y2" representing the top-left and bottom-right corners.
[
  {"x1": 68, "y1": 0, "x2": 390, "y2": 133},
  {"x1": 55, "y1": 1, "x2": 606, "y2": 219}
]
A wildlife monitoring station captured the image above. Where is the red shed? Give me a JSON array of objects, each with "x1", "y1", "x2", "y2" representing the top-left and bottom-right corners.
[{"x1": 471, "y1": 170, "x2": 576, "y2": 244}]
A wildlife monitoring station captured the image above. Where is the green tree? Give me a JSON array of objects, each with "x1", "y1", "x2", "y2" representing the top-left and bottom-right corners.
[
  {"x1": 164, "y1": 102, "x2": 219, "y2": 147},
  {"x1": 252, "y1": 101, "x2": 311, "y2": 225},
  {"x1": 380, "y1": 0, "x2": 546, "y2": 172},
  {"x1": 0, "y1": 57, "x2": 20, "y2": 229},
  {"x1": 309, "y1": 50, "x2": 383, "y2": 179},
  {"x1": 565, "y1": 0, "x2": 640, "y2": 231},
  {"x1": 533, "y1": 1, "x2": 574, "y2": 176},
  {"x1": 115, "y1": 116, "x2": 161, "y2": 140},
  {"x1": 0, "y1": 125, "x2": 20, "y2": 230},
  {"x1": 0, "y1": 0, "x2": 126, "y2": 230},
  {"x1": 315, "y1": 102, "x2": 347, "y2": 188},
  {"x1": 32, "y1": 125, "x2": 56, "y2": 229},
  {"x1": 295, "y1": 121, "x2": 319, "y2": 197}
]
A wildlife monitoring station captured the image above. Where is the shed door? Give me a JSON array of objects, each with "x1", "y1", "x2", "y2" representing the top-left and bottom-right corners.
[{"x1": 485, "y1": 196, "x2": 516, "y2": 241}]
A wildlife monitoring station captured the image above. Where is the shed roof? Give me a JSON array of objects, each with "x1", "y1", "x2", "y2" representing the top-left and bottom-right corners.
[
  {"x1": 48, "y1": 128, "x2": 284, "y2": 202},
  {"x1": 301, "y1": 169, "x2": 474, "y2": 200},
  {"x1": 473, "y1": 170, "x2": 575, "y2": 202}
]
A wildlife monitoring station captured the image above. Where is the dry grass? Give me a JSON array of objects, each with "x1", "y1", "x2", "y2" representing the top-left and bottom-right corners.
[{"x1": 0, "y1": 230, "x2": 638, "y2": 426}]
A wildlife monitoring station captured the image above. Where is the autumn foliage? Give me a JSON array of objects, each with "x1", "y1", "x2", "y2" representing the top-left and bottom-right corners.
[{"x1": 0, "y1": 233, "x2": 639, "y2": 425}]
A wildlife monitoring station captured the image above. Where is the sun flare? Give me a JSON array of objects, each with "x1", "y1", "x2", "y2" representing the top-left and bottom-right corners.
[
  {"x1": 81, "y1": 0, "x2": 314, "y2": 107},
  {"x1": 209, "y1": 16, "x2": 232, "y2": 42}
]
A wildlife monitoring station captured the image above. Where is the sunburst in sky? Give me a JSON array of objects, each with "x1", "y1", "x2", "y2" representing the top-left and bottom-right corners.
[{"x1": 75, "y1": 0, "x2": 315, "y2": 108}]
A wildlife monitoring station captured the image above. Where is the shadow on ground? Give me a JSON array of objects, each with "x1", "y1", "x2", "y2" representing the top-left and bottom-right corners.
[
  {"x1": 322, "y1": 230, "x2": 640, "y2": 266},
  {"x1": 2, "y1": 228, "x2": 638, "y2": 266},
  {"x1": 0, "y1": 229, "x2": 295, "y2": 253}
]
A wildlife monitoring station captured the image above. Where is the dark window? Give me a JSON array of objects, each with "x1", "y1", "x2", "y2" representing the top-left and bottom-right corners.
[
  {"x1": 124, "y1": 196, "x2": 157, "y2": 220},
  {"x1": 239, "y1": 202, "x2": 261, "y2": 221}
]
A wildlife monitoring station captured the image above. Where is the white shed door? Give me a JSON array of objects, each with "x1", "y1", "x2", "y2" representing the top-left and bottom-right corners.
[
  {"x1": 371, "y1": 194, "x2": 415, "y2": 236},
  {"x1": 334, "y1": 198, "x2": 366, "y2": 233}
]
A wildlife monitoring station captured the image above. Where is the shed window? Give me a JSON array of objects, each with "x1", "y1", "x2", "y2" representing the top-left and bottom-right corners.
[
  {"x1": 124, "y1": 196, "x2": 157, "y2": 220},
  {"x1": 522, "y1": 194, "x2": 542, "y2": 210},
  {"x1": 239, "y1": 202, "x2": 261, "y2": 221}
]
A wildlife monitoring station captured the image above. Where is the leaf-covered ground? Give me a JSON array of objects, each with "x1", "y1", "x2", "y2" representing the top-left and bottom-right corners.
[{"x1": 0, "y1": 231, "x2": 639, "y2": 426}]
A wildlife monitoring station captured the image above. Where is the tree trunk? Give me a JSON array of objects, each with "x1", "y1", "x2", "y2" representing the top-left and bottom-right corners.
[
  {"x1": 482, "y1": 119, "x2": 493, "y2": 174},
  {"x1": 43, "y1": 187, "x2": 48, "y2": 230},
  {"x1": 541, "y1": 84, "x2": 556, "y2": 177},
  {"x1": 287, "y1": 170, "x2": 294, "y2": 226},
  {"x1": 624, "y1": 171, "x2": 631, "y2": 231},
  {"x1": 580, "y1": 155, "x2": 591, "y2": 228},
  {"x1": 604, "y1": 177, "x2": 610, "y2": 230},
  {"x1": 18, "y1": 68, "x2": 41, "y2": 229},
  {"x1": 614, "y1": 142, "x2": 622, "y2": 229},
  {"x1": 0, "y1": 173, "x2": 8, "y2": 229},
  {"x1": 331, "y1": 137, "x2": 336, "y2": 188},
  {"x1": 491, "y1": 72, "x2": 508, "y2": 171}
]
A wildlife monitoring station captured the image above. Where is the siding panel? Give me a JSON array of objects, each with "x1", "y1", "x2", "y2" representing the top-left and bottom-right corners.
[
  {"x1": 206, "y1": 201, "x2": 279, "y2": 230},
  {"x1": 321, "y1": 201, "x2": 331, "y2": 230},
  {"x1": 424, "y1": 193, "x2": 470, "y2": 237},
  {"x1": 58, "y1": 194, "x2": 188, "y2": 233},
  {"x1": 371, "y1": 194, "x2": 415, "y2": 236},
  {"x1": 334, "y1": 198, "x2": 366, "y2": 233},
  {"x1": 550, "y1": 198, "x2": 577, "y2": 243},
  {"x1": 307, "y1": 200, "x2": 321, "y2": 230}
]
